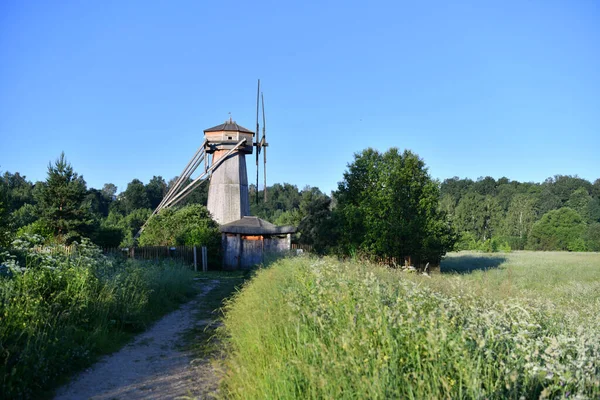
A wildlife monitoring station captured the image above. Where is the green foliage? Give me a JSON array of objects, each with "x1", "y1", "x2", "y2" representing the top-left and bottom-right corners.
[
  {"x1": 567, "y1": 187, "x2": 594, "y2": 223},
  {"x1": 10, "y1": 203, "x2": 38, "y2": 230},
  {"x1": 335, "y1": 148, "x2": 455, "y2": 264},
  {"x1": 101, "y1": 183, "x2": 117, "y2": 201},
  {"x1": 454, "y1": 193, "x2": 502, "y2": 242},
  {"x1": 0, "y1": 236, "x2": 196, "y2": 399},
  {"x1": 91, "y1": 225, "x2": 124, "y2": 248},
  {"x1": 584, "y1": 222, "x2": 600, "y2": 252},
  {"x1": 145, "y1": 175, "x2": 167, "y2": 210},
  {"x1": 167, "y1": 176, "x2": 209, "y2": 207},
  {"x1": 35, "y1": 153, "x2": 93, "y2": 243},
  {"x1": 139, "y1": 204, "x2": 220, "y2": 265},
  {"x1": 16, "y1": 219, "x2": 53, "y2": 239},
  {"x1": 221, "y1": 255, "x2": 600, "y2": 399},
  {"x1": 528, "y1": 208, "x2": 587, "y2": 251},
  {"x1": 83, "y1": 188, "x2": 111, "y2": 218},
  {"x1": 296, "y1": 188, "x2": 336, "y2": 254},
  {"x1": 441, "y1": 175, "x2": 600, "y2": 252},
  {"x1": 501, "y1": 193, "x2": 537, "y2": 250},
  {"x1": 122, "y1": 178, "x2": 151, "y2": 214},
  {"x1": 1, "y1": 172, "x2": 35, "y2": 212}
]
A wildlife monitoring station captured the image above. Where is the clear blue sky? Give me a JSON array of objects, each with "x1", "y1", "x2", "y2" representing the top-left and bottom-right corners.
[{"x1": 1, "y1": 0, "x2": 598, "y2": 195}]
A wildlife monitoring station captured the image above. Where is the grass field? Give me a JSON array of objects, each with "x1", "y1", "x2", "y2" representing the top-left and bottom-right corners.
[{"x1": 220, "y1": 252, "x2": 600, "y2": 399}]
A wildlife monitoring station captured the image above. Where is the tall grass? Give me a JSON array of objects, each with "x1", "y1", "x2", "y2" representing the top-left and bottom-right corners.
[
  {"x1": 0, "y1": 236, "x2": 196, "y2": 399},
  {"x1": 221, "y1": 253, "x2": 600, "y2": 399}
]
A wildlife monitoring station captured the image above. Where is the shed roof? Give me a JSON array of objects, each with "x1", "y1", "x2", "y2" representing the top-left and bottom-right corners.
[
  {"x1": 204, "y1": 119, "x2": 254, "y2": 134},
  {"x1": 220, "y1": 216, "x2": 296, "y2": 235}
]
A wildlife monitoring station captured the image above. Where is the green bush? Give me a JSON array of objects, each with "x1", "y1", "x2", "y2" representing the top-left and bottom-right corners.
[
  {"x1": 528, "y1": 208, "x2": 586, "y2": 251},
  {"x1": 139, "y1": 204, "x2": 221, "y2": 267},
  {"x1": 0, "y1": 235, "x2": 195, "y2": 399}
]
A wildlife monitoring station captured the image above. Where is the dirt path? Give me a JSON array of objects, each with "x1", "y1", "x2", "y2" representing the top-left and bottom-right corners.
[{"x1": 54, "y1": 280, "x2": 222, "y2": 400}]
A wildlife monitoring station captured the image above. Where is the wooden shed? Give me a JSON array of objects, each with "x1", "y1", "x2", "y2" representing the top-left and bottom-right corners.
[{"x1": 220, "y1": 216, "x2": 296, "y2": 270}]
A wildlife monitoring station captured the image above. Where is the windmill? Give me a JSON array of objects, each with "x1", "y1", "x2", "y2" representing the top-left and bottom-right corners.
[
  {"x1": 135, "y1": 79, "x2": 269, "y2": 237},
  {"x1": 254, "y1": 79, "x2": 268, "y2": 204}
]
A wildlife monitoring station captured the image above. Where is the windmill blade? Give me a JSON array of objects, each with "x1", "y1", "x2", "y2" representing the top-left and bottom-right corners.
[
  {"x1": 261, "y1": 92, "x2": 267, "y2": 202},
  {"x1": 255, "y1": 79, "x2": 260, "y2": 204}
]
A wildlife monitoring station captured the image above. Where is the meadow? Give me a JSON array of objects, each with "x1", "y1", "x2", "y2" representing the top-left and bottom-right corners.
[
  {"x1": 221, "y1": 252, "x2": 600, "y2": 399},
  {"x1": 0, "y1": 235, "x2": 197, "y2": 399}
]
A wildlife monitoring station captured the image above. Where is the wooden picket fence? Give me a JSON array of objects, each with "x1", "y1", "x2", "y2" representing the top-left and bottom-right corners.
[
  {"x1": 32, "y1": 245, "x2": 74, "y2": 255},
  {"x1": 31, "y1": 244, "x2": 209, "y2": 270},
  {"x1": 291, "y1": 243, "x2": 313, "y2": 253},
  {"x1": 103, "y1": 246, "x2": 196, "y2": 264}
]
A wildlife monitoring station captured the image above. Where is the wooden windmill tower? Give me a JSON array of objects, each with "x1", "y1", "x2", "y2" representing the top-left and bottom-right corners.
[
  {"x1": 139, "y1": 80, "x2": 269, "y2": 229},
  {"x1": 136, "y1": 80, "x2": 296, "y2": 269},
  {"x1": 203, "y1": 118, "x2": 254, "y2": 224}
]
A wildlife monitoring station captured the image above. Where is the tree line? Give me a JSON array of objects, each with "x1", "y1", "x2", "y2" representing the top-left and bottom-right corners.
[
  {"x1": 439, "y1": 175, "x2": 600, "y2": 251},
  {"x1": 2, "y1": 150, "x2": 598, "y2": 265},
  {"x1": 0, "y1": 152, "x2": 212, "y2": 248}
]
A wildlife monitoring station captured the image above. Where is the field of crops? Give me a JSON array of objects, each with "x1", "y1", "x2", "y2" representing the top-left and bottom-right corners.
[{"x1": 221, "y1": 252, "x2": 600, "y2": 399}]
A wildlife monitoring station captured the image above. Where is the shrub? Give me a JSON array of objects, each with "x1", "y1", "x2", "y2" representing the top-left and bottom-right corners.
[{"x1": 0, "y1": 236, "x2": 195, "y2": 399}]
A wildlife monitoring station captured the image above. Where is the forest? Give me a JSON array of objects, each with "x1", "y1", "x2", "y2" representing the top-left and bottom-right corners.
[{"x1": 1, "y1": 151, "x2": 599, "y2": 255}]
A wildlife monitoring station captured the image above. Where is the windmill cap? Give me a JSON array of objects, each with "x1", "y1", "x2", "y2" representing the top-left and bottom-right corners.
[{"x1": 204, "y1": 120, "x2": 254, "y2": 134}]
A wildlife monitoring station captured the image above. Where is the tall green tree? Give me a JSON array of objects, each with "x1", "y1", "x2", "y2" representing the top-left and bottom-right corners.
[
  {"x1": 146, "y1": 176, "x2": 167, "y2": 210},
  {"x1": 122, "y1": 179, "x2": 151, "y2": 214},
  {"x1": 335, "y1": 148, "x2": 454, "y2": 265},
  {"x1": 584, "y1": 223, "x2": 600, "y2": 252},
  {"x1": 1, "y1": 172, "x2": 34, "y2": 212},
  {"x1": 101, "y1": 183, "x2": 117, "y2": 201},
  {"x1": 454, "y1": 193, "x2": 502, "y2": 242},
  {"x1": 36, "y1": 153, "x2": 91, "y2": 242},
  {"x1": 528, "y1": 207, "x2": 586, "y2": 251},
  {"x1": 501, "y1": 193, "x2": 537, "y2": 249},
  {"x1": 566, "y1": 187, "x2": 594, "y2": 223}
]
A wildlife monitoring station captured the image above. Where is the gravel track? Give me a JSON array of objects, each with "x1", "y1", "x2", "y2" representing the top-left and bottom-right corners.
[{"x1": 54, "y1": 280, "x2": 221, "y2": 400}]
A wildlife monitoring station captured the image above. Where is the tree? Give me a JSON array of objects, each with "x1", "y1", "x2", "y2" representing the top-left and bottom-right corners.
[
  {"x1": 166, "y1": 176, "x2": 209, "y2": 207},
  {"x1": 121, "y1": 179, "x2": 150, "y2": 214},
  {"x1": 36, "y1": 153, "x2": 92, "y2": 243},
  {"x1": 335, "y1": 148, "x2": 455, "y2": 265},
  {"x1": 566, "y1": 187, "x2": 594, "y2": 223},
  {"x1": 83, "y1": 188, "x2": 111, "y2": 218},
  {"x1": 546, "y1": 175, "x2": 593, "y2": 205},
  {"x1": 146, "y1": 176, "x2": 167, "y2": 210},
  {"x1": 1, "y1": 171, "x2": 35, "y2": 212},
  {"x1": 296, "y1": 187, "x2": 337, "y2": 253},
  {"x1": 473, "y1": 176, "x2": 498, "y2": 196},
  {"x1": 584, "y1": 223, "x2": 600, "y2": 252},
  {"x1": 528, "y1": 208, "x2": 586, "y2": 251},
  {"x1": 138, "y1": 204, "x2": 221, "y2": 264},
  {"x1": 501, "y1": 194, "x2": 537, "y2": 249},
  {"x1": 101, "y1": 183, "x2": 117, "y2": 201},
  {"x1": 454, "y1": 193, "x2": 502, "y2": 243},
  {"x1": 119, "y1": 208, "x2": 152, "y2": 247}
]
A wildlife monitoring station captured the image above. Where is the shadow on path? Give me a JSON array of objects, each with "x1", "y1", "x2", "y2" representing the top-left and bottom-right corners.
[{"x1": 441, "y1": 254, "x2": 508, "y2": 274}]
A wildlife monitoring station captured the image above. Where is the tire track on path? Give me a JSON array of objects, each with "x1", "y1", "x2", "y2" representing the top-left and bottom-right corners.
[{"x1": 54, "y1": 279, "x2": 221, "y2": 400}]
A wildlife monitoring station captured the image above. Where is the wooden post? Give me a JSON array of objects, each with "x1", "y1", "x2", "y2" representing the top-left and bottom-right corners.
[
  {"x1": 193, "y1": 246, "x2": 198, "y2": 272},
  {"x1": 202, "y1": 246, "x2": 207, "y2": 272}
]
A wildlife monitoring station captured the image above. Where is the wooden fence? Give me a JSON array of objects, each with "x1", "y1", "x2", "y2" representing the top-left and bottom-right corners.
[
  {"x1": 103, "y1": 246, "x2": 194, "y2": 264},
  {"x1": 32, "y1": 245, "x2": 209, "y2": 270},
  {"x1": 291, "y1": 243, "x2": 313, "y2": 253}
]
